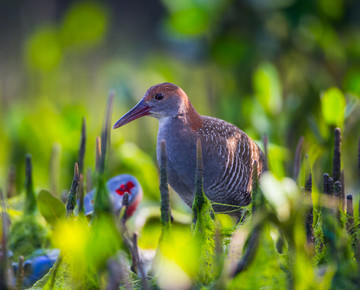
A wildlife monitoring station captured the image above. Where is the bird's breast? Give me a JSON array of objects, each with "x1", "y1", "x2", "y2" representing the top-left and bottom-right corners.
[{"x1": 156, "y1": 120, "x2": 198, "y2": 206}]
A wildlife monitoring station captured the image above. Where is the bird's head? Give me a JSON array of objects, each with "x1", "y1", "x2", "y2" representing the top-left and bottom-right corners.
[{"x1": 113, "y1": 82, "x2": 189, "y2": 129}]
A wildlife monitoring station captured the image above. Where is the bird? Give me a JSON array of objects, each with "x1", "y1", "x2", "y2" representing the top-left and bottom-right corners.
[
  {"x1": 83, "y1": 174, "x2": 143, "y2": 218},
  {"x1": 113, "y1": 83, "x2": 264, "y2": 217}
]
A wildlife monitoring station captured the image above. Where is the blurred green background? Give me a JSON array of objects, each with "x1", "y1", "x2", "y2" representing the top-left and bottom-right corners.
[{"x1": 0, "y1": 0, "x2": 360, "y2": 205}]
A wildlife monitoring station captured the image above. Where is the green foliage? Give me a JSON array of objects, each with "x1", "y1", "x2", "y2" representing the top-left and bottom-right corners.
[
  {"x1": 229, "y1": 226, "x2": 287, "y2": 289},
  {"x1": 37, "y1": 190, "x2": 66, "y2": 226},
  {"x1": 253, "y1": 62, "x2": 282, "y2": 116},
  {"x1": 192, "y1": 193, "x2": 217, "y2": 285},
  {"x1": 139, "y1": 215, "x2": 190, "y2": 249},
  {"x1": 192, "y1": 139, "x2": 218, "y2": 285},
  {"x1": 24, "y1": 154, "x2": 37, "y2": 215},
  {"x1": 4, "y1": 117, "x2": 360, "y2": 289},
  {"x1": 2, "y1": 1, "x2": 360, "y2": 289},
  {"x1": 86, "y1": 214, "x2": 122, "y2": 270},
  {"x1": 60, "y1": 2, "x2": 108, "y2": 50},
  {"x1": 25, "y1": 27, "x2": 62, "y2": 72},
  {"x1": 93, "y1": 174, "x2": 113, "y2": 216},
  {"x1": 167, "y1": 8, "x2": 210, "y2": 36},
  {"x1": 344, "y1": 69, "x2": 360, "y2": 97},
  {"x1": 24, "y1": 1, "x2": 108, "y2": 73},
  {"x1": 9, "y1": 216, "x2": 49, "y2": 260},
  {"x1": 31, "y1": 259, "x2": 73, "y2": 290},
  {"x1": 314, "y1": 210, "x2": 326, "y2": 264},
  {"x1": 321, "y1": 87, "x2": 346, "y2": 127},
  {"x1": 162, "y1": 0, "x2": 224, "y2": 37}
]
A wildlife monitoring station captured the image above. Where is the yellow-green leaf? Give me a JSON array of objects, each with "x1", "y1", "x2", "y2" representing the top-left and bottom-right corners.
[
  {"x1": 253, "y1": 62, "x2": 282, "y2": 115},
  {"x1": 37, "y1": 189, "x2": 66, "y2": 226},
  {"x1": 321, "y1": 87, "x2": 345, "y2": 126},
  {"x1": 25, "y1": 27, "x2": 62, "y2": 72}
]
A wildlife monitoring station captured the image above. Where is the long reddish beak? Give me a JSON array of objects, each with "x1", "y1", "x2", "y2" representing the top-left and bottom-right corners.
[{"x1": 113, "y1": 99, "x2": 151, "y2": 129}]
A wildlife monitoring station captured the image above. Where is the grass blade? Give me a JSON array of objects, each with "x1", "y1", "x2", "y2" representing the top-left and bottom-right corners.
[
  {"x1": 95, "y1": 136, "x2": 102, "y2": 172},
  {"x1": 78, "y1": 117, "x2": 86, "y2": 175},
  {"x1": 0, "y1": 189, "x2": 10, "y2": 289},
  {"x1": 251, "y1": 161, "x2": 260, "y2": 214},
  {"x1": 15, "y1": 256, "x2": 24, "y2": 290},
  {"x1": 66, "y1": 163, "x2": 79, "y2": 218},
  {"x1": 358, "y1": 137, "x2": 360, "y2": 186},
  {"x1": 334, "y1": 181, "x2": 342, "y2": 225},
  {"x1": 160, "y1": 140, "x2": 171, "y2": 226},
  {"x1": 78, "y1": 173, "x2": 85, "y2": 216},
  {"x1": 50, "y1": 144, "x2": 61, "y2": 197},
  {"x1": 262, "y1": 134, "x2": 269, "y2": 172},
  {"x1": 340, "y1": 170, "x2": 345, "y2": 212},
  {"x1": 304, "y1": 154, "x2": 314, "y2": 246},
  {"x1": 323, "y1": 173, "x2": 334, "y2": 196},
  {"x1": 332, "y1": 128, "x2": 341, "y2": 182},
  {"x1": 233, "y1": 227, "x2": 261, "y2": 276},
  {"x1": 192, "y1": 138, "x2": 217, "y2": 285},
  {"x1": 25, "y1": 154, "x2": 37, "y2": 215},
  {"x1": 346, "y1": 194, "x2": 354, "y2": 235},
  {"x1": 100, "y1": 91, "x2": 115, "y2": 174},
  {"x1": 6, "y1": 165, "x2": 16, "y2": 198},
  {"x1": 293, "y1": 136, "x2": 304, "y2": 181},
  {"x1": 93, "y1": 92, "x2": 115, "y2": 216}
]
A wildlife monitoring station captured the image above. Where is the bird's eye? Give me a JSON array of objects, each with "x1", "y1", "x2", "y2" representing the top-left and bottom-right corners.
[{"x1": 154, "y1": 93, "x2": 164, "y2": 100}]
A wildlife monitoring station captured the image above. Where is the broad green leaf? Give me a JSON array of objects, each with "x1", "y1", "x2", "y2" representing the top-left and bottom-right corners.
[
  {"x1": 321, "y1": 87, "x2": 345, "y2": 127},
  {"x1": 37, "y1": 189, "x2": 66, "y2": 226},
  {"x1": 253, "y1": 62, "x2": 282, "y2": 115}
]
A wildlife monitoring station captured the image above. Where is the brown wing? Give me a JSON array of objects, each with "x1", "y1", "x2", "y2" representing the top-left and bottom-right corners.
[{"x1": 198, "y1": 116, "x2": 263, "y2": 206}]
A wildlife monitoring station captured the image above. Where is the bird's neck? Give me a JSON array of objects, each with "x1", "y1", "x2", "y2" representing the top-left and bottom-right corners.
[
  {"x1": 174, "y1": 99, "x2": 203, "y2": 131},
  {"x1": 157, "y1": 98, "x2": 203, "y2": 132}
]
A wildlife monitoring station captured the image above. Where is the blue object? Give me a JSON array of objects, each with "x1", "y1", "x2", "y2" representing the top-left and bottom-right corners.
[
  {"x1": 13, "y1": 249, "x2": 60, "y2": 287},
  {"x1": 83, "y1": 174, "x2": 143, "y2": 215}
]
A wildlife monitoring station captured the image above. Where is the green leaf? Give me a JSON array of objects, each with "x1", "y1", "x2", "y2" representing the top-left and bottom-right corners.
[
  {"x1": 321, "y1": 87, "x2": 346, "y2": 127},
  {"x1": 37, "y1": 190, "x2": 66, "y2": 226},
  {"x1": 344, "y1": 69, "x2": 360, "y2": 97},
  {"x1": 253, "y1": 62, "x2": 282, "y2": 115},
  {"x1": 25, "y1": 26, "x2": 62, "y2": 72},
  {"x1": 60, "y1": 2, "x2": 108, "y2": 49},
  {"x1": 167, "y1": 8, "x2": 210, "y2": 36}
]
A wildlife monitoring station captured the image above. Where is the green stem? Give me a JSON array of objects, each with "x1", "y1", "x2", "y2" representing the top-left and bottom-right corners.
[
  {"x1": 66, "y1": 163, "x2": 79, "y2": 218},
  {"x1": 25, "y1": 154, "x2": 37, "y2": 215},
  {"x1": 160, "y1": 140, "x2": 171, "y2": 226}
]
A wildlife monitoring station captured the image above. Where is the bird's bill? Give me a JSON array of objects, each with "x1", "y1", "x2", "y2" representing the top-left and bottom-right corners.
[{"x1": 113, "y1": 99, "x2": 151, "y2": 129}]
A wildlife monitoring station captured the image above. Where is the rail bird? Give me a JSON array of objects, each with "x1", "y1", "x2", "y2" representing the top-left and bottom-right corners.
[{"x1": 113, "y1": 83, "x2": 263, "y2": 217}]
